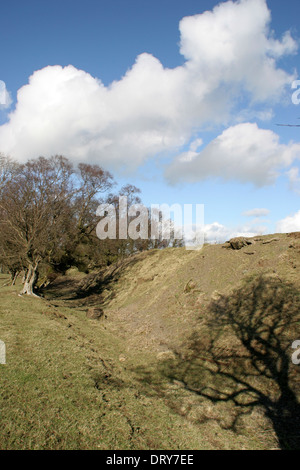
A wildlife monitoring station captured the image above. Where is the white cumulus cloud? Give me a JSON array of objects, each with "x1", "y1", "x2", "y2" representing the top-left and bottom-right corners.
[
  {"x1": 287, "y1": 167, "x2": 300, "y2": 195},
  {"x1": 183, "y1": 220, "x2": 266, "y2": 245},
  {"x1": 179, "y1": 0, "x2": 297, "y2": 102},
  {"x1": 242, "y1": 208, "x2": 270, "y2": 217},
  {"x1": 0, "y1": 0, "x2": 297, "y2": 176},
  {"x1": 165, "y1": 123, "x2": 300, "y2": 186},
  {"x1": 203, "y1": 221, "x2": 266, "y2": 243},
  {"x1": 276, "y1": 210, "x2": 300, "y2": 233}
]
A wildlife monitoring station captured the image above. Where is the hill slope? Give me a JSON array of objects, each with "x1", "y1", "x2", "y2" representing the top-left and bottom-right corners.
[{"x1": 0, "y1": 232, "x2": 300, "y2": 449}]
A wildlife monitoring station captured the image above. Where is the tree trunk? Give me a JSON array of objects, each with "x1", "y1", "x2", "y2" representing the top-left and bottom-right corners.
[
  {"x1": 20, "y1": 262, "x2": 39, "y2": 296},
  {"x1": 11, "y1": 270, "x2": 19, "y2": 286}
]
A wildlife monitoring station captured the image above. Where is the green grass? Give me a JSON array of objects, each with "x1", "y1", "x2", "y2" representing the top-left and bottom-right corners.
[
  {"x1": 0, "y1": 278, "x2": 272, "y2": 450},
  {"x1": 0, "y1": 277, "x2": 209, "y2": 450},
  {"x1": 1, "y1": 233, "x2": 300, "y2": 449}
]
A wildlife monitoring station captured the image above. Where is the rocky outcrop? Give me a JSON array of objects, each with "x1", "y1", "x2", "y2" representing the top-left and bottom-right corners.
[
  {"x1": 86, "y1": 307, "x2": 104, "y2": 320},
  {"x1": 228, "y1": 237, "x2": 254, "y2": 250}
]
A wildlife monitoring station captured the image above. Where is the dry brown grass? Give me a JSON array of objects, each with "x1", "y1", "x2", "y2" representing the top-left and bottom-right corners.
[{"x1": 1, "y1": 232, "x2": 300, "y2": 449}]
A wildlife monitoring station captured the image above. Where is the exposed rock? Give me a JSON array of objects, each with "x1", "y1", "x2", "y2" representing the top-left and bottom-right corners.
[
  {"x1": 184, "y1": 280, "x2": 196, "y2": 293},
  {"x1": 86, "y1": 307, "x2": 104, "y2": 320},
  {"x1": 229, "y1": 237, "x2": 253, "y2": 250},
  {"x1": 211, "y1": 290, "x2": 222, "y2": 301},
  {"x1": 222, "y1": 242, "x2": 231, "y2": 249},
  {"x1": 287, "y1": 232, "x2": 300, "y2": 239},
  {"x1": 262, "y1": 238, "x2": 280, "y2": 245},
  {"x1": 136, "y1": 275, "x2": 156, "y2": 285}
]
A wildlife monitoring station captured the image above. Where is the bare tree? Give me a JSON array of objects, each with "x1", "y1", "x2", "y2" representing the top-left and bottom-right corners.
[{"x1": 0, "y1": 155, "x2": 74, "y2": 295}]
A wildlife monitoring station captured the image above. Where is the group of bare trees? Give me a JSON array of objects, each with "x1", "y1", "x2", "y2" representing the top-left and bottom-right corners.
[
  {"x1": 0, "y1": 154, "x2": 111, "y2": 294},
  {"x1": 0, "y1": 154, "x2": 180, "y2": 296}
]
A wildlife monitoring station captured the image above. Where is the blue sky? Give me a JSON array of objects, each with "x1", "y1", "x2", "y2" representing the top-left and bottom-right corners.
[{"x1": 1, "y1": 0, "x2": 300, "y2": 241}]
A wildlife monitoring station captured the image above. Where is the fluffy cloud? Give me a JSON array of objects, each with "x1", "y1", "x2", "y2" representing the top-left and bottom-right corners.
[
  {"x1": 242, "y1": 208, "x2": 270, "y2": 217},
  {"x1": 0, "y1": 0, "x2": 297, "y2": 175},
  {"x1": 0, "y1": 60, "x2": 189, "y2": 169},
  {"x1": 165, "y1": 123, "x2": 300, "y2": 185},
  {"x1": 203, "y1": 222, "x2": 261, "y2": 243},
  {"x1": 276, "y1": 210, "x2": 300, "y2": 233},
  {"x1": 183, "y1": 221, "x2": 266, "y2": 245},
  {"x1": 179, "y1": 0, "x2": 296, "y2": 101},
  {"x1": 287, "y1": 167, "x2": 300, "y2": 195}
]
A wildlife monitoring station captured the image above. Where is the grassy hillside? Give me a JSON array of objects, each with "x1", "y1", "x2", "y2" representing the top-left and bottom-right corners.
[{"x1": 0, "y1": 232, "x2": 300, "y2": 449}]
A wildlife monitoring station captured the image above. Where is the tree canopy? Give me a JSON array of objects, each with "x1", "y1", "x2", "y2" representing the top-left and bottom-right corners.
[{"x1": 0, "y1": 154, "x2": 182, "y2": 295}]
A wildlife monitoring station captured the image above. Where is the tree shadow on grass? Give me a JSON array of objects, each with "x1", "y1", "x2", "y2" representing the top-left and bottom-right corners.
[
  {"x1": 73, "y1": 251, "x2": 158, "y2": 305},
  {"x1": 42, "y1": 250, "x2": 159, "y2": 306},
  {"x1": 136, "y1": 274, "x2": 300, "y2": 449}
]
